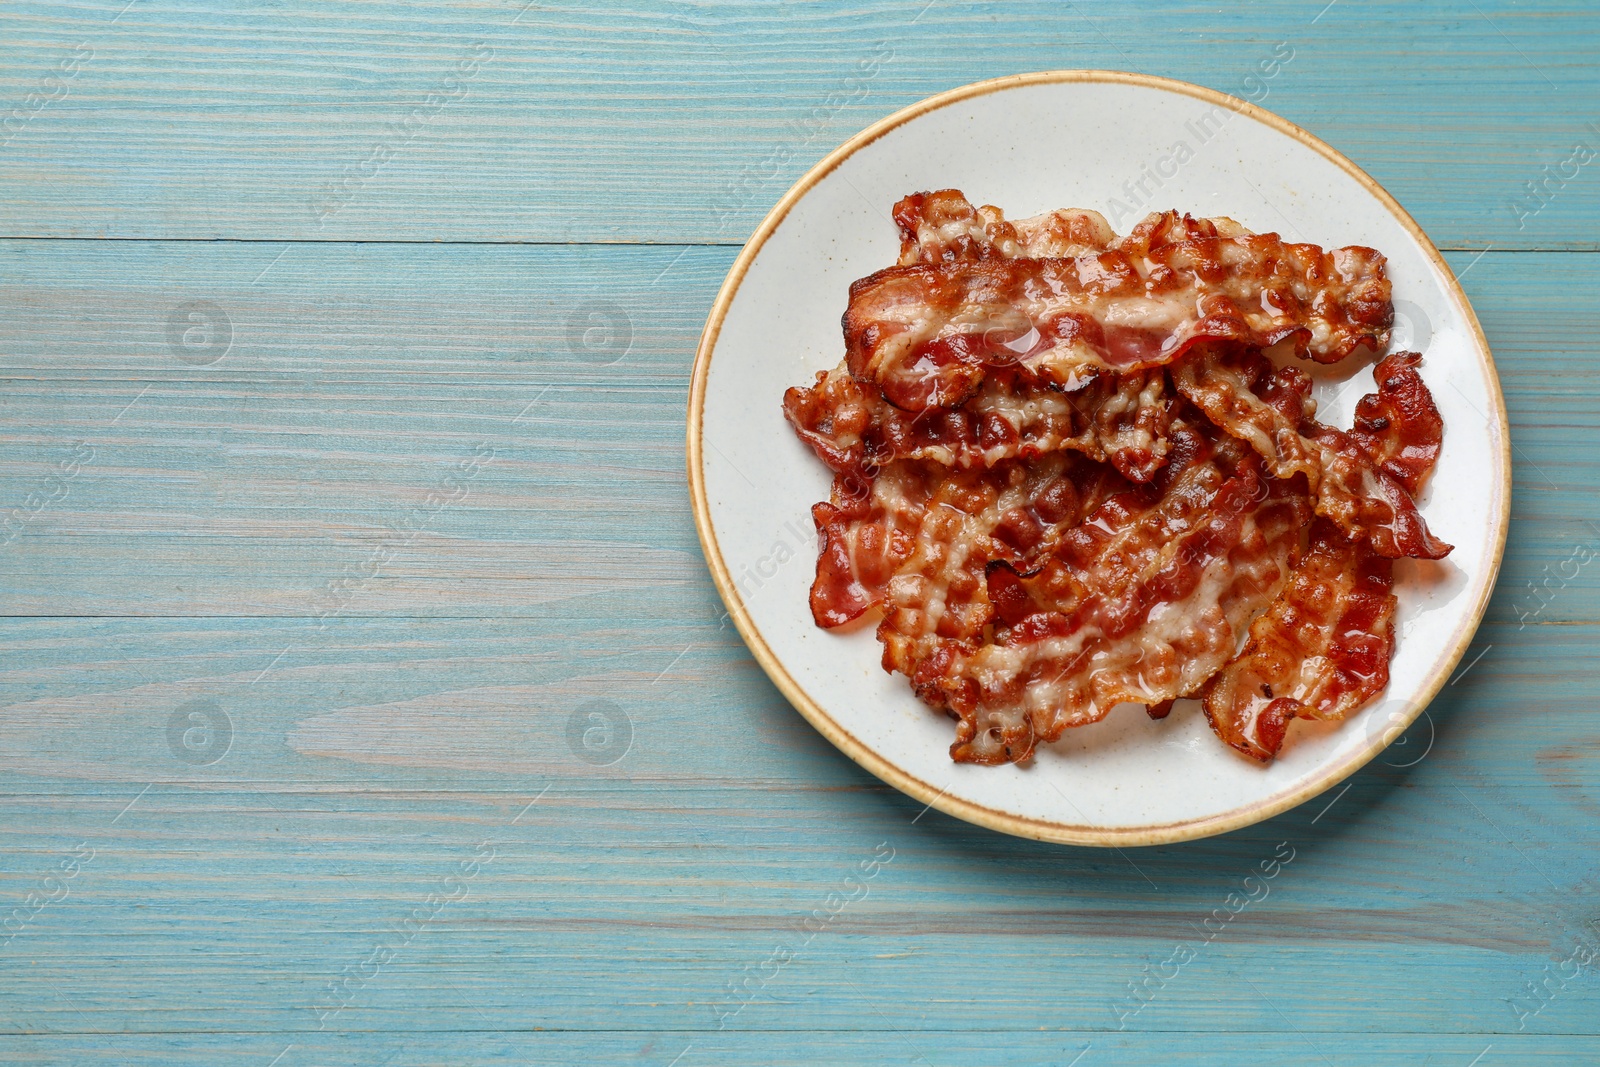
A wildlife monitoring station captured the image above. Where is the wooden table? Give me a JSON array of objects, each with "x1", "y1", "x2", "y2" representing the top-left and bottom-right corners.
[{"x1": 1, "y1": 2, "x2": 1596, "y2": 1063}]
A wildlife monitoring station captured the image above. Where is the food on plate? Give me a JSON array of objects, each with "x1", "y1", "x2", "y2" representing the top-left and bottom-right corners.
[
  {"x1": 783, "y1": 190, "x2": 1448, "y2": 764},
  {"x1": 845, "y1": 195, "x2": 1391, "y2": 411}
]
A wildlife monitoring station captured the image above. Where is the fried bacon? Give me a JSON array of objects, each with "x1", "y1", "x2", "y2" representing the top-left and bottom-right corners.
[
  {"x1": 1198, "y1": 349, "x2": 1448, "y2": 761},
  {"x1": 783, "y1": 190, "x2": 1447, "y2": 766},
  {"x1": 845, "y1": 194, "x2": 1391, "y2": 411},
  {"x1": 893, "y1": 190, "x2": 1116, "y2": 265},
  {"x1": 783, "y1": 361, "x2": 1176, "y2": 483},
  {"x1": 885, "y1": 428, "x2": 1308, "y2": 763},
  {"x1": 1348, "y1": 350, "x2": 1444, "y2": 495},
  {"x1": 1171, "y1": 346, "x2": 1451, "y2": 560},
  {"x1": 1200, "y1": 519, "x2": 1395, "y2": 761},
  {"x1": 783, "y1": 363, "x2": 877, "y2": 477},
  {"x1": 808, "y1": 453, "x2": 1127, "y2": 629}
]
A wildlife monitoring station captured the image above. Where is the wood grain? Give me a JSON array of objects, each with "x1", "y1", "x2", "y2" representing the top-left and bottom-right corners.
[
  {"x1": 0, "y1": 0, "x2": 1596, "y2": 1061},
  {"x1": 0, "y1": 244, "x2": 1594, "y2": 619},
  {"x1": 0, "y1": 1033, "x2": 1595, "y2": 1066},
  {"x1": 0, "y1": 1, "x2": 1595, "y2": 246}
]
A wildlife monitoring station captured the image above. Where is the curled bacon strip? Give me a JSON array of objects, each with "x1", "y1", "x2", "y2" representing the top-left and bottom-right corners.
[
  {"x1": 782, "y1": 363, "x2": 876, "y2": 477},
  {"x1": 884, "y1": 427, "x2": 1308, "y2": 764},
  {"x1": 845, "y1": 195, "x2": 1391, "y2": 411},
  {"x1": 1200, "y1": 353, "x2": 1445, "y2": 761},
  {"x1": 808, "y1": 472, "x2": 913, "y2": 629},
  {"x1": 808, "y1": 453, "x2": 1125, "y2": 630},
  {"x1": 1171, "y1": 346, "x2": 1451, "y2": 560},
  {"x1": 894, "y1": 190, "x2": 1116, "y2": 265},
  {"x1": 1201, "y1": 519, "x2": 1395, "y2": 762},
  {"x1": 783, "y1": 361, "x2": 1176, "y2": 483},
  {"x1": 1348, "y1": 350, "x2": 1444, "y2": 495}
]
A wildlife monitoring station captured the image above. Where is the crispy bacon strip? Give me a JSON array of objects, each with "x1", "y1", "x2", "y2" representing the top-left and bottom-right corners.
[
  {"x1": 867, "y1": 450, "x2": 1136, "y2": 664},
  {"x1": 1348, "y1": 350, "x2": 1444, "y2": 495},
  {"x1": 1200, "y1": 353, "x2": 1445, "y2": 761},
  {"x1": 1201, "y1": 519, "x2": 1395, "y2": 762},
  {"x1": 808, "y1": 453, "x2": 1125, "y2": 629},
  {"x1": 883, "y1": 426, "x2": 1309, "y2": 764},
  {"x1": 845, "y1": 203, "x2": 1391, "y2": 411},
  {"x1": 1171, "y1": 346, "x2": 1451, "y2": 560},
  {"x1": 894, "y1": 190, "x2": 1116, "y2": 265},
  {"x1": 808, "y1": 471, "x2": 914, "y2": 628},
  {"x1": 783, "y1": 361, "x2": 1175, "y2": 483},
  {"x1": 782, "y1": 363, "x2": 876, "y2": 477},
  {"x1": 1301, "y1": 419, "x2": 1450, "y2": 560},
  {"x1": 894, "y1": 189, "x2": 1023, "y2": 264}
]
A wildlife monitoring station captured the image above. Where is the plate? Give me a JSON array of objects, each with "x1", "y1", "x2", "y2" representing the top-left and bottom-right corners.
[{"x1": 687, "y1": 72, "x2": 1510, "y2": 846}]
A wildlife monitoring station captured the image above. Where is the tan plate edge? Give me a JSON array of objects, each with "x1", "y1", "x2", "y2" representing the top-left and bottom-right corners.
[{"x1": 686, "y1": 70, "x2": 1513, "y2": 848}]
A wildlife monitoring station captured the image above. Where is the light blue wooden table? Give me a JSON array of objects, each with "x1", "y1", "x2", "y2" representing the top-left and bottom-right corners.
[{"x1": 1, "y1": 2, "x2": 1597, "y2": 1063}]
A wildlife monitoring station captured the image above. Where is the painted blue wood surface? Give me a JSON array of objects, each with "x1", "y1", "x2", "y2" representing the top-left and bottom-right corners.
[{"x1": 0, "y1": 2, "x2": 1597, "y2": 1065}]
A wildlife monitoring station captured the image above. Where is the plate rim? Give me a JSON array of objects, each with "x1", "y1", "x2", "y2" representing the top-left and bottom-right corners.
[{"x1": 686, "y1": 69, "x2": 1512, "y2": 847}]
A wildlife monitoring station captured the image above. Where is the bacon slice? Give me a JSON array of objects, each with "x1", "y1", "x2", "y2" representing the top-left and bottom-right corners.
[
  {"x1": 893, "y1": 189, "x2": 1116, "y2": 265},
  {"x1": 1348, "y1": 350, "x2": 1444, "y2": 495},
  {"x1": 1199, "y1": 352, "x2": 1445, "y2": 761},
  {"x1": 1300, "y1": 420, "x2": 1450, "y2": 560},
  {"x1": 894, "y1": 189, "x2": 1025, "y2": 264},
  {"x1": 845, "y1": 206, "x2": 1391, "y2": 411},
  {"x1": 784, "y1": 361, "x2": 1176, "y2": 483},
  {"x1": 808, "y1": 453, "x2": 1126, "y2": 629},
  {"x1": 1200, "y1": 519, "x2": 1395, "y2": 762},
  {"x1": 867, "y1": 449, "x2": 1136, "y2": 664},
  {"x1": 782, "y1": 362, "x2": 878, "y2": 478},
  {"x1": 808, "y1": 471, "x2": 915, "y2": 629},
  {"x1": 882, "y1": 426, "x2": 1310, "y2": 764},
  {"x1": 1170, "y1": 345, "x2": 1451, "y2": 560}
]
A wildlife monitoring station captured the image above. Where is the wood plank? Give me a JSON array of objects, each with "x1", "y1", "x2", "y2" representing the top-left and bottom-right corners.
[
  {"x1": 0, "y1": 1, "x2": 1594, "y2": 247},
  {"x1": 0, "y1": 240, "x2": 711, "y2": 615},
  {"x1": 0, "y1": 1032, "x2": 1596, "y2": 1066},
  {"x1": 0, "y1": 778, "x2": 1594, "y2": 1036},
  {"x1": 0, "y1": 242, "x2": 1595, "y2": 619},
  {"x1": 0, "y1": 615, "x2": 1594, "y2": 1036},
  {"x1": 0, "y1": 612, "x2": 1580, "y2": 790}
]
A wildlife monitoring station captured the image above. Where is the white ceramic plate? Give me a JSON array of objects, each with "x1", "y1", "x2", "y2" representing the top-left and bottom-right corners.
[{"x1": 688, "y1": 72, "x2": 1510, "y2": 846}]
